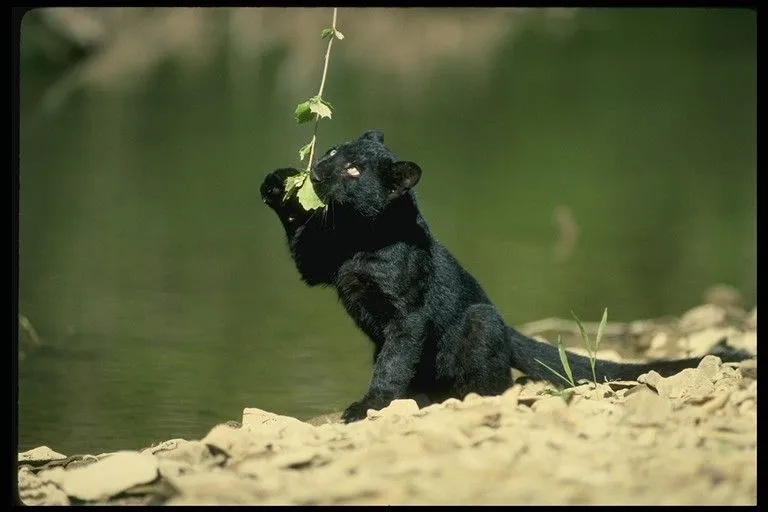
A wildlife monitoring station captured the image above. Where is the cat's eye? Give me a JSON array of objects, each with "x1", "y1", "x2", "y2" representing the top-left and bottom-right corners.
[{"x1": 328, "y1": 149, "x2": 337, "y2": 157}]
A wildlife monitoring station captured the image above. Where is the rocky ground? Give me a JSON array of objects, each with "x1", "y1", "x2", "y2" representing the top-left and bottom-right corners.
[{"x1": 17, "y1": 295, "x2": 757, "y2": 505}]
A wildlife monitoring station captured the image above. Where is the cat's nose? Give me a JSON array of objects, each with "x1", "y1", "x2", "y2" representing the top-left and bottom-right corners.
[{"x1": 310, "y1": 169, "x2": 322, "y2": 183}]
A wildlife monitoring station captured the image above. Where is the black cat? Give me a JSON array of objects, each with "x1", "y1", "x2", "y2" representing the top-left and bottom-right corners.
[{"x1": 261, "y1": 130, "x2": 752, "y2": 423}]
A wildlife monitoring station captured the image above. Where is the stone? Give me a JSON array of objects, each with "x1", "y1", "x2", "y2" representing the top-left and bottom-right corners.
[
  {"x1": 681, "y1": 327, "x2": 739, "y2": 356},
  {"x1": 201, "y1": 423, "x2": 258, "y2": 459},
  {"x1": 623, "y1": 387, "x2": 672, "y2": 426},
  {"x1": 242, "y1": 407, "x2": 316, "y2": 439},
  {"x1": 165, "y1": 471, "x2": 267, "y2": 504},
  {"x1": 726, "y1": 331, "x2": 757, "y2": 355},
  {"x1": 58, "y1": 451, "x2": 158, "y2": 502},
  {"x1": 17, "y1": 467, "x2": 70, "y2": 505},
  {"x1": 655, "y1": 368, "x2": 714, "y2": 400},
  {"x1": 271, "y1": 447, "x2": 331, "y2": 469},
  {"x1": 366, "y1": 399, "x2": 419, "y2": 420},
  {"x1": 18, "y1": 446, "x2": 67, "y2": 463},
  {"x1": 678, "y1": 304, "x2": 727, "y2": 332},
  {"x1": 142, "y1": 439, "x2": 211, "y2": 466},
  {"x1": 637, "y1": 370, "x2": 662, "y2": 388},
  {"x1": 744, "y1": 307, "x2": 756, "y2": 330}
]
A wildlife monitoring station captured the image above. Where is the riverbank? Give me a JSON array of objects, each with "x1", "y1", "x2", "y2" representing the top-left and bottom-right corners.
[{"x1": 17, "y1": 302, "x2": 756, "y2": 505}]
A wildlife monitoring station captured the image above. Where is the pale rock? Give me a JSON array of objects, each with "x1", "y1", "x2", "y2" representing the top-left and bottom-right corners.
[
  {"x1": 202, "y1": 423, "x2": 264, "y2": 460},
  {"x1": 700, "y1": 391, "x2": 731, "y2": 414},
  {"x1": 35, "y1": 466, "x2": 66, "y2": 487},
  {"x1": 637, "y1": 370, "x2": 662, "y2": 388},
  {"x1": 441, "y1": 397, "x2": 462, "y2": 409},
  {"x1": 730, "y1": 380, "x2": 757, "y2": 407},
  {"x1": 142, "y1": 439, "x2": 211, "y2": 467},
  {"x1": 58, "y1": 451, "x2": 159, "y2": 502},
  {"x1": 681, "y1": 327, "x2": 739, "y2": 356},
  {"x1": 237, "y1": 460, "x2": 284, "y2": 495},
  {"x1": 271, "y1": 447, "x2": 331, "y2": 469},
  {"x1": 18, "y1": 445, "x2": 67, "y2": 463},
  {"x1": 735, "y1": 358, "x2": 756, "y2": 379},
  {"x1": 678, "y1": 304, "x2": 727, "y2": 332},
  {"x1": 531, "y1": 396, "x2": 568, "y2": 414},
  {"x1": 571, "y1": 396, "x2": 623, "y2": 417},
  {"x1": 17, "y1": 467, "x2": 70, "y2": 506},
  {"x1": 629, "y1": 319, "x2": 656, "y2": 336},
  {"x1": 606, "y1": 380, "x2": 642, "y2": 391},
  {"x1": 242, "y1": 407, "x2": 316, "y2": 439},
  {"x1": 517, "y1": 381, "x2": 555, "y2": 401},
  {"x1": 634, "y1": 428, "x2": 658, "y2": 447},
  {"x1": 655, "y1": 368, "x2": 714, "y2": 400},
  {"x1": 623, "y1": 387, "x2": 672, "y2": 426},
  {"x1": 165, "y1": 471, "x2": 267, "y2": 504},
  {"x1": 288, "y1": 469, "x2": 383, "y2": 505},
  {"x1": 414, "y1": 401, "x2": 446, "y2": 417},
  {"x1": 366, "y1": 398, "x2": 419, "y2": 420},
  {"x1": 703, "y1": 284, "x2": 744, "y2": 309},
  {"x1": 410, "y1": 423, "x2": 469, "y2": 453},
  {"x1": 568, "y1": 347, "x2": 624, "y2": 362},
  {"x1": 650, "y1": 331, "x2": 669, "y2": 350},
  {"x1": 571, "y1": 412, "x2": 615, "y2": 440},
  {"x1": 463, "y1": 392, "x2": 483, "y2": 403},
  {"x1": 500, "y1": 384, "x2": 522, "y2": 407},
  {"x1": 569, "y1": 383, "x2": 594, "y2": 397},
  {"x1": 726, "y1": 331, "x2": 757, "y2": 355},
  {"x1": 696, "y1": 355, "x2": 724, "y2": 381},
  {"x1": 305, "y1": 411, "x2": 343, "y2": 426},
  {"x1": 232, "y1": 456, "x2": 271, "y2": 478},
  {"x1": 744, "y1": 307, "x2": 756, "y2": 330}
]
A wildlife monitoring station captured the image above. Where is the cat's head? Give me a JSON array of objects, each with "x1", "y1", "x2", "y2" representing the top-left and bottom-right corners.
[{"x1": 310, "y1": 130, "x2": 422, "y2": 219}]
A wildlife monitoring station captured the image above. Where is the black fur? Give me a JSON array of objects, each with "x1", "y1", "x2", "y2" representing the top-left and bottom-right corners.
[{"x1": 261, "y1": 130, "x2": 753, "y2": 423}]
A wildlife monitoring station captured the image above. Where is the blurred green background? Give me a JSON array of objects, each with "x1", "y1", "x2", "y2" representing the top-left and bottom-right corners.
[{"x1": 17, "y1": 7, "x2": 755, "y2": 454}]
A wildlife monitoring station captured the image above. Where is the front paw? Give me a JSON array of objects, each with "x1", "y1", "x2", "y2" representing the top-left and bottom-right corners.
[
  {"x1": 341, "y1": 396, "x2": 393, "y2": 423},
  {"x1": 260, "y1": 168, "x2": 301, "y2": 207}
]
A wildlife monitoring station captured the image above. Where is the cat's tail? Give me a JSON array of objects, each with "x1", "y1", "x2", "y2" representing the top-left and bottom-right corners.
[{"x1": 506, "y1": 326, "x2": 752, "y2": 384}]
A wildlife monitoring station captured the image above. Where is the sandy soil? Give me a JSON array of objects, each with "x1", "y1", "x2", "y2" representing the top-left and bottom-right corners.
[{"x1": 17, "y1": 299, "x2": 757, "y2": 505}]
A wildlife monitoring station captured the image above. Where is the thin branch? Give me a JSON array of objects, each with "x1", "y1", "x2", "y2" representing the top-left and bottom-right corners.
[{"x1": 305, "y1": 8, "x2": 339, "y2": 172}]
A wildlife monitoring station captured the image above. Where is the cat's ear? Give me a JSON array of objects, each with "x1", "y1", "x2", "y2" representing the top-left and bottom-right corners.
[
  {"x1": 359, "y1": 130, "x2": 384, "y2": 144},
  {"x1": 388, "y1": 161, "x2": 422, "y2": 199}
]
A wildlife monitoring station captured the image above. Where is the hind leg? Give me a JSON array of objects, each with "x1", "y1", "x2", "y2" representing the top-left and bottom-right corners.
[{"x1": 437, "y1": 304, "x2": 513, "y2": 399}]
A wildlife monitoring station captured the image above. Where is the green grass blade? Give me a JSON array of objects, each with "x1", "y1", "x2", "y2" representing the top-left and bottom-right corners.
[
  {"x1": 595, "y1": 307, "x2": 608, "y2": 352},
  {"x1": 534, "y1": 359, "x2": 574, "y2": 388},
  {"x1": 571, "y1": 310, "x2": 593, "y2": 355},
  {"x1": 556, "y1": 334, "x2": 576, "y2": 387}
]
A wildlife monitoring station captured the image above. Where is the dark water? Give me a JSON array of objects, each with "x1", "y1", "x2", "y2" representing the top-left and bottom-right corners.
[{"x1": 17, "y1": 8, "x2": 755, "y2": 454}]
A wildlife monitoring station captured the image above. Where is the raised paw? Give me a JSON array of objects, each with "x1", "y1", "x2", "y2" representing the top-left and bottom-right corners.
[
  {"x1": 260, "y1": 168, "x2": 301, "y2": 207},
  {"x1": 341, "y1": 395, "x2": 393, "y2": 423}
]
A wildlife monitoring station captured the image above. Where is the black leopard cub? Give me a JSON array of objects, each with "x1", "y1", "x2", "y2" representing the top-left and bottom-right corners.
[{"x1": 261, "y1": 130, "x2": 753, "y2": 423}]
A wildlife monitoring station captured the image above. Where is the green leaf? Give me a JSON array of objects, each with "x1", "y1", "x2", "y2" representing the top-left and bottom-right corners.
[
  {"x1": 595, "y1": 307, "x2": 608, "y2": 352},
  {"x1": 296, "y1": 178, "x2": 325, "y2": 211},
  {"x1": 283, "y1": 173, "x2": 306, "y2": 201},
  {"x1": 571, "y1": 310, "x2": 593, "y2": 355},
  {"x1": 309, "y1": 97, "x2": 333, "y2": 120},
  {"x1": 299, "y1": 141, "x2": 313, "y2": 162},
  {"x1": 294, "y1": 100, "x2": 313, "y2": 124},
  {"x1": 334, "y1": 29, "x2": 345, "y2": 40},
  {"x1": 556, "y1": 335, "x2": 576, "y2": 387},
  {"x1": 321, "y1": 27, "x2": 334, "y2": 39},
  {"x1": 534, "y1": 359, "x2": 573, "y2": 388}
]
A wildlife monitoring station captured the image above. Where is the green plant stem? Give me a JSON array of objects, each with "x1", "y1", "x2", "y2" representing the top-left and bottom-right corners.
[{"x1": 305, "y1": 8, "x2": 339, "y2": 172}]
